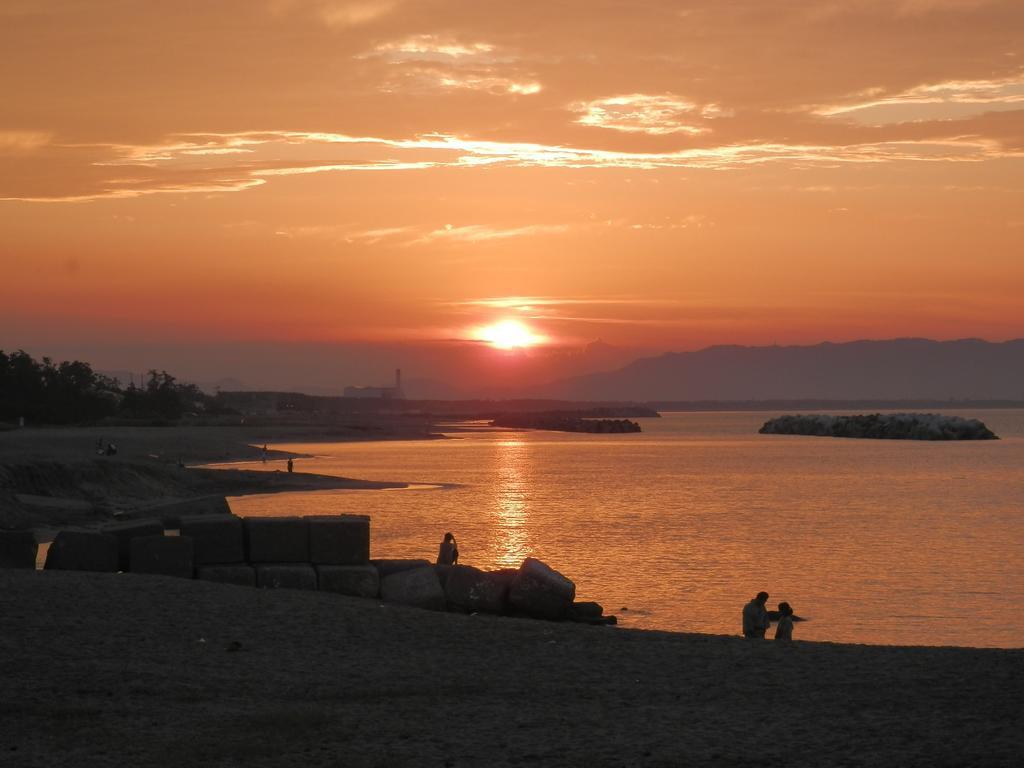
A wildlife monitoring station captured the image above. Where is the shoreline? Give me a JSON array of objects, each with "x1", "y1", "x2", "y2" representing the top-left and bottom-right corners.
[
  {"x1": 0, "y1": 424, "x2": 437, "y2": 532},
  {"x1": 2, "y1": 568, "x2": 1021, "y2": 766}
]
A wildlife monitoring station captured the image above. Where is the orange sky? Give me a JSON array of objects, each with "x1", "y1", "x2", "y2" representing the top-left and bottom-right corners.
[{"x1": 2, "y1": 0, "x2": 1023, "y2": 364}]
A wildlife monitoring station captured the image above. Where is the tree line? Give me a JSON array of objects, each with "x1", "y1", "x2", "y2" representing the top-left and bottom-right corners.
[{"x1": 0, "y1": 349, "x2": 225, "y2": 424}]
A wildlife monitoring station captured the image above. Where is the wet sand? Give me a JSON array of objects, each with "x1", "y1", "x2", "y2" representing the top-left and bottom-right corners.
[{"x1": 1, "y1": 569, "x2": 1020, "y2": 767}]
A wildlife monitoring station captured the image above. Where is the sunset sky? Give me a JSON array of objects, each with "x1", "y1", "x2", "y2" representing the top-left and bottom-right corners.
[{"x1": 2, "y1": 1, "x2": 1022, "y2": 389}]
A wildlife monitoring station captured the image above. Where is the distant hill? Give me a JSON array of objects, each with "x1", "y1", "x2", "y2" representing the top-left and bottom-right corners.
[{"x1": 531, "y1": 339, "x2": 1024, "y2": 401}]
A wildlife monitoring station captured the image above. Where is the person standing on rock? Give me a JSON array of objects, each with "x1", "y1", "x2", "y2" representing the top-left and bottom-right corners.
[
  {"x1": 742, "y1": 591, "x2": 771, "y2": 638},
  {"x1": 436, "y1": 532, "x2": 459, "y2": 565}
]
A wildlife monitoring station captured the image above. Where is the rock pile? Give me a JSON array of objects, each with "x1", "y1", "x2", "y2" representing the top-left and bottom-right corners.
[
  {"x1": 491, "y1": 414, "x2": 642, "y2": 433},
  {"x1": 759, "y1": 413, "x2": 998, "y2": 441}
]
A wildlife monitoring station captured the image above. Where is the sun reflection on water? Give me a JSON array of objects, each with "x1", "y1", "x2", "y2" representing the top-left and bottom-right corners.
[{"x1": 491, "y1": 439, "x2": 531, "y2": 569}]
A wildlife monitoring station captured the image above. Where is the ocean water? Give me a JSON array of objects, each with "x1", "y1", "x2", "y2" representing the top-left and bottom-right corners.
[{"x1": 226, "y1": 409, "x2": 1024, "y2": 648}]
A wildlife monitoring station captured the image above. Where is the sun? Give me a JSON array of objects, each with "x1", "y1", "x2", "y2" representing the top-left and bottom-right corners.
[{"x1": 473, "y1": 320, "x2": 545, "y2": 350}]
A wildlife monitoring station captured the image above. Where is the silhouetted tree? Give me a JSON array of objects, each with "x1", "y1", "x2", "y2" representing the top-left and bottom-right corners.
[
  {"x1": 0, "y1": 350, "x2": 118, "y2": 424},
  {"x1": 0, "y1": 350, "x2": 210, "y2": 424}
]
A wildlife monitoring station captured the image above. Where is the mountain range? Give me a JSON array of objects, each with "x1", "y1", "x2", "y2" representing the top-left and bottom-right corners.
[{"x1": 528, "y1": 338, "x2": 1024, "y2": 402}]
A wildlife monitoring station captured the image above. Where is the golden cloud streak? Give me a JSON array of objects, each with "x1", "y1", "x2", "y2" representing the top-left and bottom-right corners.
[
  {"x1": 2, "y1": 129, "x2": 1018, "y2": 203},
  {"x1": 817, "y1": 73, "x2": 1024, "y2": 123}
]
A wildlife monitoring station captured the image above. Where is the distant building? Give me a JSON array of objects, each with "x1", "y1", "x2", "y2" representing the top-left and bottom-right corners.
[{"x1": 343, "y1": 368, "x2": 405, "y2": 400}]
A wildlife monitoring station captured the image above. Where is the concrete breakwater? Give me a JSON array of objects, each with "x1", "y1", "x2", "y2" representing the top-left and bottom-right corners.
[
  {"x1": 0, "y1": 513, "x2": 616, "y2": 625},
  {"x1": 759, "y1": 412, "x2": 998, "y2": 440}
]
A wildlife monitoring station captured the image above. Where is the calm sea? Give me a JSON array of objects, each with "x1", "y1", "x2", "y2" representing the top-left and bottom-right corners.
[{"x1": 226, "y1": 409, "x2": 1024, "y2": 648}]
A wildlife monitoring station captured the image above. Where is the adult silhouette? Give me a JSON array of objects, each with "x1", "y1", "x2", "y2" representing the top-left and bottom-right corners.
[{"x1": 742, "y1": 591, "x2": 770, "y2": 638}]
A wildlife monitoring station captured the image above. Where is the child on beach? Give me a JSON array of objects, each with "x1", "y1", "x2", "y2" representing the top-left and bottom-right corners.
[
  {"x1": 775, "y1": 602, "x2": 795, "y2": 641},
  {"x1": 436, "y1": 532, "x2": 459, "y2": 565}
]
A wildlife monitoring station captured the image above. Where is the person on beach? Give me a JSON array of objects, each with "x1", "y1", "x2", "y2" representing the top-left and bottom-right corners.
[
  {"x1": 775, "y1": 602, "x2": 795, "y2": 641},
  {"x1": 286, "y1": 458, "x2": 294, "y2": 473},
  {"x1": 436, "y1": 532, "x2": 459, "y2": 565},
  {"x1": 742, "y1": 591, "x2": 771, "y2": 638}
]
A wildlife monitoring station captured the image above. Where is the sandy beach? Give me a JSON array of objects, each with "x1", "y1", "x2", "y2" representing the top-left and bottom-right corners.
[{"x1": 1, "y1": 569, "x2": 1020, "y2": 767}]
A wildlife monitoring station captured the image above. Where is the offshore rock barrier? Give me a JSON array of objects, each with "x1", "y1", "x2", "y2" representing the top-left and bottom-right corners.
[
  {"x1": 10, "y1": 513, "x2": 616, "y2": 625},
  {"x1": 491, "y1": 414, "x2": 642, "y2": 433},
  {"x1": 759, "y1": 413, "x2": 998, "y2": 441}
]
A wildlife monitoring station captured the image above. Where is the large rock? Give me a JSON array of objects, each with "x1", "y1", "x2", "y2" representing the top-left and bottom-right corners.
[
  {"x1": 508, "y1": 558, "x2": 576, "y2": 620},
  {"x1": 102, "y1": 518, "x2": 164, "y2": 571},
  {"x1": 245, "y1": 517, "x2": 309, "y2": 563},
  {"x1": 316, "y1": 565, "x2": 380, "y2": 598},
  {"x1": 569, "y1": 601, "x2": 617, "y2": 625},
  {"x1": 380, "y1": 566, "x2": 446, "y2": 611},
  {"x1": 434, "y1": 564, "x2": 453, "y2": 588},
  {"x1": 0, "y1": 530, "x2": 38, "y2": 569},
  {"x1": 445, "y1": 565, "x2": 511, "y2": 614},
  {"x1": 569, "y1": 601, "x2": 605, "y2": 620},
  {"x1": 255, "y1": 564, "x2": 318, "y2": 590},
  {"x1": 372, "y1": 558, "x2": 432, "y2": 578},
  {"x1": 196, "y1": 564, "x2": 256, "y2": 588},
  {"x1": 306, "y1": 515, "x2": 370, "y2": 564},
  {"x1": 179, "y1": 514, "x2": 244, "y2": 565},
  {"x1": 44, "y1": 530, "x2": 118, "y2": 572},
  {"x1": 132, "y1": 496, "x2": 232, "y2": 528},
  {"x1": 129, "y1": 535, "x2": 194, "y2": 579}
]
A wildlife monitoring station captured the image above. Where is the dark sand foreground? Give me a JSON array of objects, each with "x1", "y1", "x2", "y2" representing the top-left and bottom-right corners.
[{"x1": 2, "y1": 571, "x2": 1021, "y2": 767}]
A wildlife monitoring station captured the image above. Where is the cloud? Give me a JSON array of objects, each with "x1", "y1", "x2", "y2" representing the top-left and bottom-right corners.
[
  {"x1": 2, "y1": 129, "x2": 1020, "y2": 203},
  {"x1": 627, "y1": 214, "x2": 712, "y2": 230},
  {"x1": 434, "y1": 72, "x2": 541, "y2": 95},
  {"x1": 451, "y1": 296, "x2": 692, "y2": 310},
  {"x1": 367, "y1": 35, "x2": 496, "y2": 61},
  {"x1": 817, "y1": 73, "x2": 1024, "y2": 124},
  {"x1": 409, "y1": 223, "x2": 568, "y2": 245},
  {"x1": 571, "y1": 94, "x2": 711, "y2": 135},
  {"x1": 266, "y1": 212, "x2": 715, "y2": 253},
  {"x1": 443, "y1": 294, "x2": 762, "y2": 331},
  {"x1": 361, "y1": 34, "x2": 541, "y2": 96},
  {"x1": 273, "y1": 224, "x2": 412, "y2": 243},
  {"x1": 269, "y1": 0, "x2": 398, "y2": 28},
  {"x1": 0, "y1": 131, "x2": 52, "y2": 153}
]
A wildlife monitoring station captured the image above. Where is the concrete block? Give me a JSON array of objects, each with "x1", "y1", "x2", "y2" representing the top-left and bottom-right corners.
[
  {"x1": 372, "y1": 558, "x2": 432, "y2": 578},
  {"x1": 102, "y1": 518, "x2": 164, "y2": 571},
  {"x1": 179, "y1": 514, "x2": 244, "y2": 565},
  {"x1": 245, "y1": 517, "x2": 309, "y2": 563},
  {"x1": 132, "y1": 496, "x2": 232, "y2": 528},
  {"x1": 508, "y1": 558, "x2": 576, "y2": 620},
  {"x1": 380, "y1": 566, "x2": 446, "y2": 611},
  {"x1": 44, "y1": 530, "x2": 118, "y2": 572},
  {"x1": 306, "y1": 514, "x2": 370, "y2": 564},
  {"x1": 445, "y1": 565, "x2": 511, "y2": 614},
  {"x1": 197, "y1": 564, "x2": 256, "y2": 588},
  {"x1": 0, "y1": 530, "x2": 38, "y2": 569},
  {"x1": 129, "y1": 535, "x2": 194, "y2": 579},
  {"x1": 316, "y1": 565, "x2": 379, "y2": 598},
  {"x1": 256, "y1": 563, "x2": 317, "y2": 590}
]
